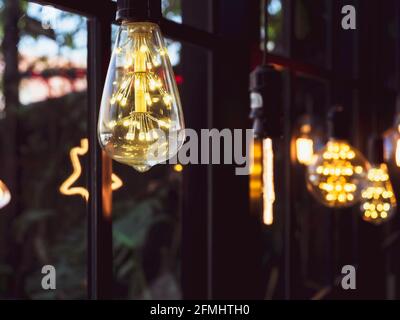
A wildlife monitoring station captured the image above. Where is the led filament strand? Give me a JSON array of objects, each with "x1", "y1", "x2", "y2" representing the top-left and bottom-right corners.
[
  {"x1": 98, "y1": 22, "x2": 184, "y2": 172},
  {"x1": 263, "y1": 138, "x2": 275, "y2": 225},
  {"x1": 249, "y1": 138, "x2": 275, "y2": 225}
]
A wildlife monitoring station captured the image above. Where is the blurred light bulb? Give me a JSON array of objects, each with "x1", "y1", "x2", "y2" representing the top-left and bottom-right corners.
[
  {"x1": 296, "y1": 137, "x2": 314, "y2": 165},
  {"x1": 250, "y1": 138, "x2": 275, "y2": 225},
  {"x1": 0, "y1": 180, "x2": 11, "y2": 209},
  {"x1": 306, "y1": 140, "x2": 369, "y2": 207},
  {"x1": 396, "y1": 139, "x2": 400, "y2": 167},
  {"x1": 98, "y1": 22, "x2": 185, "y2": 172},
  {"x1": 360, "y1": 163, "x2": 396, "y2": 224},
  {"x1": 293, "y1": 113, "x2": 325, "y2": 166}
]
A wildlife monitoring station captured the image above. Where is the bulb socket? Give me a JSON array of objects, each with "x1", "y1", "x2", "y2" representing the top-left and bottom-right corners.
[
  {"x1": 368, "y1": 134, "x2": 384, "y2": 164},
  {"x1": 328, "y1": 105, "x2": 349, "y2": 140},
  {"x1": 249, "y1": 65, "x2": 282, "y2": 139},
  {"x1": 116, "y1": 0, "x2": 162, "y2": 23}
]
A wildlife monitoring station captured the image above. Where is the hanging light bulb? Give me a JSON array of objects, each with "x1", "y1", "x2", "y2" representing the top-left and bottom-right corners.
[
  {"x1": 249, "y1": 65, "x2": 281, "y2": 225},
  {"x1": 360, "y1": 136, "x2": 397, "y2": 224},
  {"x1": 98, "y1": 0, "x2": 185, "y2": 172},
  {"x1": 306, "y1": 106, "x2": 369, "y2": 208},
  {"x1": 0, "y1": 180, "x2": 11, "y2": 210}
]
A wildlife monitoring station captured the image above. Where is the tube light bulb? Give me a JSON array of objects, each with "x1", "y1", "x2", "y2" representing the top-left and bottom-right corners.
[
  {"x1": 360, "y1": 163, "x2": 396, "y2": 224},
  {"x1": 249, "y1": 138, "x2": 275, "y2": 225},
  {"x1": 306, "y1": 139, "x2": 369, "y2": 207},
  {"x1": 98, "y1": 21, "x2": 185, "y2": 172},
  {"x1": 0, "y1": 180, "x2": 11, "y2": 210},
  {"x1": 263, "y1": 138, "x2": 275, "y2": 225}
]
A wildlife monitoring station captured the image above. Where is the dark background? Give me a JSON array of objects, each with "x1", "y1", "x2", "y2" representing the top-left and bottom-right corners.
[{"x1": 0, "y1": 0, "x2": 399, "y2": 300}]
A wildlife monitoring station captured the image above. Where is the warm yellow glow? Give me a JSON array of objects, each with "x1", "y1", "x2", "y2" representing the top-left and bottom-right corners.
[
  {"x1": 263, "y1": 138, "x2": 275, "y2": 225},
  {"x1": 296, "y1": 137, "x2": 314, "y2": 165},
  {"x1": 361, "y1": 163, "x2": 396, "y2": 224},
  {"x1": 0, "y1": 180, "x2": 11, "y2": 210},
  {"x1": 396, "y1": 139, "x2": 400, "y2": 167},
  {"x1": 307, "y1": 140, "x2": 368, "y2": 207},
  {"x1": 173, "y1": 164, "x2": 183, "y2": 172},
  {"x1": 60, "y1": 139, "x2": 123, "y2": 201},
  {"x1": 250, "y1": 139, "x2": 263, "y2": 200},
  {"x1": 99, "y1": 22, "x2": 183, "y2": 173}
]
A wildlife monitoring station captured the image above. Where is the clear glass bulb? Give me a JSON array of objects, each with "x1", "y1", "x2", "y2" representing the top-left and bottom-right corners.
[
  {"x1": 306, "y1": 139, "x2": 369, "y2": 208},
  {"x1": 98, "y1": 22, "x2": 185, "y2": 172},
  {"x1": 360, "y1": 163, "x2": 397, "y2": 224}
]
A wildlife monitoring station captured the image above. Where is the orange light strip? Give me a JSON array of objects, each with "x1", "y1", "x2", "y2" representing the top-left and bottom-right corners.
[
  {"x1": 263, "y1": 138, "x2": 275, "y2": 225},
  {"x1": 60, "y1": 138, "x2": 123, "y2": 201}
]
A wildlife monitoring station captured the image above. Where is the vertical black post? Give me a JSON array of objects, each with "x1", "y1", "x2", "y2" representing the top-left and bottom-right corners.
[
  {"x1": 180, "y1": 0, "x2": 212, "y2": 300},
  {"x1": 211, "y1": 0, "x2": 262, "y2": 299},
  {"x1": 87, "y1": 16, "x2": 113, "y2": 300}
]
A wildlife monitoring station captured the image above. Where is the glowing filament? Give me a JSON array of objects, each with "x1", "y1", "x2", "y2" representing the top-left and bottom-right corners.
[
  {"x1": 296, "y1": 137, "x2": 314, "y2": 165},
  {"x1": 396, "y1": 139, "x2": 400, "y2": 167},
  {"x1": 60, "y1": 139, "x2": 123, "y2": 201},
  {"x1": 263, "y1": 138, "x2": 275, "y2": 225}
]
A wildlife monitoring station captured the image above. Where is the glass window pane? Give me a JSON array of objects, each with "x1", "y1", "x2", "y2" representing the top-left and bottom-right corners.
[{"x1": 0, "y1": 0, "x2": 88, "y2": 299}]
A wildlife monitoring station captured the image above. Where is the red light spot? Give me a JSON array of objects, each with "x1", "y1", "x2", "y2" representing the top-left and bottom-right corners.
[{"x1": 175, "y1": 75, "x2": 183, "y2": 85}]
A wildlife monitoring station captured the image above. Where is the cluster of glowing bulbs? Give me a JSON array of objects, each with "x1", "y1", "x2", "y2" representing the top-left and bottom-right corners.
[
  {"x1": 360, "y1": 163, "x2": 396, "y2": 224},
  {"x1": 307, "y1": 140, "x2": 368, "y2": 207},
  {"x1": 98, "y1": 22, "x2": 185, "y2": 172}
]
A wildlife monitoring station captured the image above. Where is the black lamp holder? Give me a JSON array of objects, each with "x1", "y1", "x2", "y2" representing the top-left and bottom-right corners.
[
  {"x1": 249, "y1": 64, "x2": 282, "y2": 139},
  {"x1": 116, "y1": 0, "x2": 162, "y2": 23}
]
